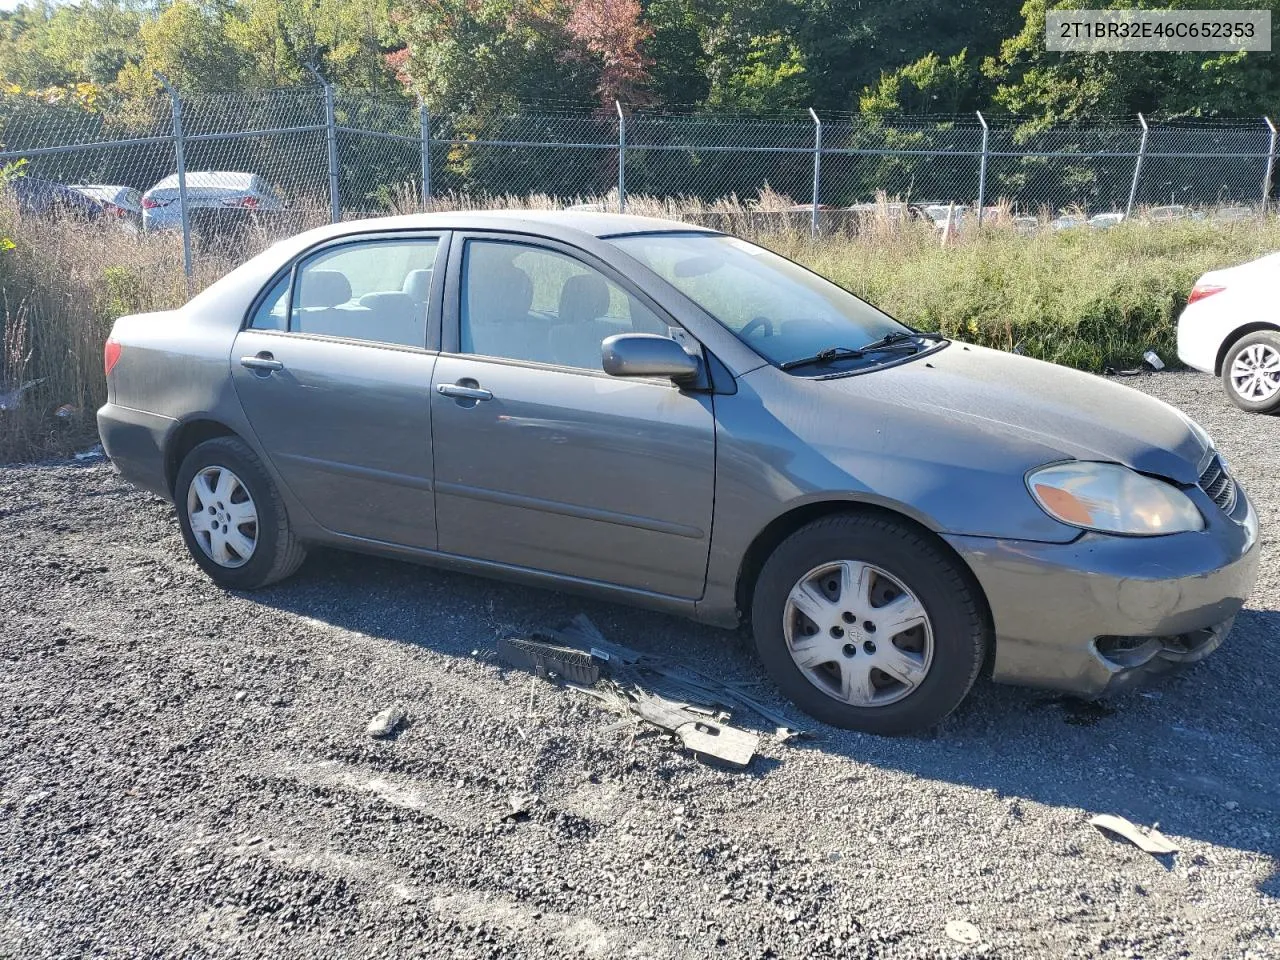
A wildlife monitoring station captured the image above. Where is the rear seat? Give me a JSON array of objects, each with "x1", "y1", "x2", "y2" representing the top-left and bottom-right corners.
[
  {"x1": 358, "y1": 291, "x2": 423, "y2": 347},
  {"x1": 293, "y1": 269, "x2": 368, "y2": 338}
]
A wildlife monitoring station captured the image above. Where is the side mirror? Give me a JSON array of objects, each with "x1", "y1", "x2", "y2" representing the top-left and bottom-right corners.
[{"x1": 601, "y1": 333, "x2": 700, "y2": 383}]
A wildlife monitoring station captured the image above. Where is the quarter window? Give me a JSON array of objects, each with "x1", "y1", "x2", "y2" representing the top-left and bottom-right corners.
[
  {"x1": 249, "y1": 275, "x2": 288, "y2": 330},
  {"x1": 460, "y1": 240, "x2": 669, "y2": 371},
  {"x1": 290, "y1": 238, "x2": 439, "y2": 347}
]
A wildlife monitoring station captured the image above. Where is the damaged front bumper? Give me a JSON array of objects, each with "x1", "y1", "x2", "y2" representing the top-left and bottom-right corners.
[{"x1": 945, "y1": 490, "x2": 1259, "y2": 698}]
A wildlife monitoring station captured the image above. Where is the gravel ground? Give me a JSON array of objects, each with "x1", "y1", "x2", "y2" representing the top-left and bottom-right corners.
[{"x1": 2, "y1": 371, "x2": 1278, "y2": 960}]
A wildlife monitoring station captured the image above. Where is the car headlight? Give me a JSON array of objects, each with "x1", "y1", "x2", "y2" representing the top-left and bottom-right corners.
[{"x1": 1027, "y1": 462, "x2": 1204, "y2": 535}]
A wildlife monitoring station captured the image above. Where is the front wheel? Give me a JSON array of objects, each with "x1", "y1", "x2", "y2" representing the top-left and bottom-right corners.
[
  {"x1": 1222, "y1": 330, "x2": 1280, "y2": 413},
  {"x1": 174, "y1": 436, "x2": 306, "y2": 589},
  {"x1": 750, "y1": 513, "x2": 989, "y2": 735}
]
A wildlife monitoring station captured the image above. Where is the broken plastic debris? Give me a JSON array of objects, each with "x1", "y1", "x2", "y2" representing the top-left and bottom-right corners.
[
  {"x1": 54, "y1": 403, "x2": 77, "y2": 418},
  {"x1": 497, "y1": 635, "x2": 601, "y2": 686},
  {"x1": 630, "y1": 691, "x2": 759, "y2": 769},
  {"x1": 1088, "y1": 814, "x2": 1179, "y2": 854},
  {"x1": 496, "y1": 613, "x2": 807, "y2": 770},
  {"x1": 1143, "y1": 349, "x2": 1165, "y2": 371},
  {"x1": 366, "y1": 705, "x2": 407, "y2": 739},
  {"x1": 945, "y1": 920, "x2": 981, "y2": 944}
]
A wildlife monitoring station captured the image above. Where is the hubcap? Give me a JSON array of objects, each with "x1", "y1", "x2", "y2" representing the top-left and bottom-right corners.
[
  {"x1": 1229, "y1": 343, "x2": 1280, "y2": 402},
  {"x1": 783, "y1": 560, "x2": 933, "y2": 708},
  {"x1": 186, "y1": 466, "x2": 258, "y2": 568}
]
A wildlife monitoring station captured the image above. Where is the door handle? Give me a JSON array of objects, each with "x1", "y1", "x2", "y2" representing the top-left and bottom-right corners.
[
  {"x1": 240, "y1": 355, "x2": 284, "y2": 372},
  {"x1": 437, "y1": 382, "x2": 493, "y2": 401}
]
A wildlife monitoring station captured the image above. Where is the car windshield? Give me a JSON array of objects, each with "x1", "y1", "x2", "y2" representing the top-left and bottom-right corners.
[{"x1": 608, "y1": 232, "x2": 913, "y2": 369}]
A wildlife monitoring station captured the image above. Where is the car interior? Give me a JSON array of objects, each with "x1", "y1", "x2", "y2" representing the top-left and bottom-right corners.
[{"x1": 460, "y1": 245, "x2": 662, "y2": 369}]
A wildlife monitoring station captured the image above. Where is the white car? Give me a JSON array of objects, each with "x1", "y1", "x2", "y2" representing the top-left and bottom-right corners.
[
  {"x1": 70, "y1": 184, "x2": 143, "y2": 227},
  {"x1": 1088, "y1": 212, "x2": 1124, "y2": 229},
  {"x1": 142, "y1": 171, "x2": 283, "y2": 232},
  {"x1": 1177, "y1": 252, "x2": 1280, "y2": 412}
]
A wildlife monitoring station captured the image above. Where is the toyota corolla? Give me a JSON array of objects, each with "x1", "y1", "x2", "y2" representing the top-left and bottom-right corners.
[{"x1": 98, "y1": 211, "x2": 1259, "y2": 734}]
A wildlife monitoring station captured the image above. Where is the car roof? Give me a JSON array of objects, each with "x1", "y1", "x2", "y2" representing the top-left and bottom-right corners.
[{"x1": 284, "y1": 210, "x2": 718, "y2": 244}]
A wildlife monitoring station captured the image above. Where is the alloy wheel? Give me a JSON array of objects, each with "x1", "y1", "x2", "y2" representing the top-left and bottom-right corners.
[
  {"x1": 783, "y1": 560, "x2": 934, "y2": 707},
  {"x1": 1229, "y1": 343, "x2": 1280, "y2": 402},
  {"x1": 186, "y1": 465, "x2": 259, "y2": 568}
]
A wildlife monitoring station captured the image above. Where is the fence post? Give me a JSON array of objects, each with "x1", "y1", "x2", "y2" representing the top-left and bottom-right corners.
[
  {"x1": 808, "y1": 108, "x2": 822, "y2": 238},
  {"x1": 306, "y1": 64, "x2": 340, "y2": 223},
  {"x1": 615, "y1": 100, "x2": 626, "y2": 213},
  {"x1": 1125, "y1": 112, "x2": 1149, "y2": 219},
  {"x1": 975, "y1": 111, "x2": 989, "y2": 225},
  {"x1": 154, "y1": 72, "x2": 192, "y2": 296},
  {"x1": 1262, "y1": 116, "x2": 1277, "y2": 219},
  {"x1": 420, "y1": 100, "x2": 432, "y2": 211}
]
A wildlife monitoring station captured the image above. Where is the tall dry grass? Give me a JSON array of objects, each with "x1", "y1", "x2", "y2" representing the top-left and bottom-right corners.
[{"x1": 2, "y1": 188, "x2": 1277, "y2": 462}]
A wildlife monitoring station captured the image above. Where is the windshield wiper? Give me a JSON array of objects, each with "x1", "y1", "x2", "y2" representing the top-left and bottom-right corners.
[
  {"x1": 780, "y1": 331, "x2": 945, "y2": 372},
  {"x1": 856, "y1": 330, "x2": 943, "y2": 352},
  {"x1": 780, "y1": 346, "x2": 865, "y2": 370}
]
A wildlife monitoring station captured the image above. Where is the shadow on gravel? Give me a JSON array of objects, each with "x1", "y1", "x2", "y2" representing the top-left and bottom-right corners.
[{"x1": 247, "y1": 548, "x2": 1280, "y2": 894}]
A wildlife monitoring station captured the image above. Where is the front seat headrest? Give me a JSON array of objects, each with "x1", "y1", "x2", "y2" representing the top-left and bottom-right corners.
[{"x1": 557, "y1": 273, "x2": 610, "y2": 326}]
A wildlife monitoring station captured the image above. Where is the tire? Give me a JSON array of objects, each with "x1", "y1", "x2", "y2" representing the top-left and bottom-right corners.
[
  {"x1": 174, "y1": 436, "x2": 306, "y2": 589},
  {"x1": 750, "y1": 513, "x2": 989, "y2": 735},
  {"x1": 1221, "y1": 330, "x2": 1280, "y2": 413}
]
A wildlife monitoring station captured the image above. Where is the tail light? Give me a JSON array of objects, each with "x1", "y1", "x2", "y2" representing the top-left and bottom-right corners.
[
  {"x1": 104, "y1": 338, "x2": 122, "y2": 377},
  {"x1": 221, "y1": 196, "x2": 260, "y2": 208},
  {"x1": 103, "y1": 202, "x2": 124, "y2": 218},
  {"x1": 141, "y1": 197, "x2": 172, "y2": 209},
  {"x1": 1187, "y1": 283, "x2": 1226, "y2": 305}
]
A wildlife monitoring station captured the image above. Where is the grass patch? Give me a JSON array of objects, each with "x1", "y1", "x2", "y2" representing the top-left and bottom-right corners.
[{"x1": 777, "y1": 219, "x2": 1280, "y2": 372}]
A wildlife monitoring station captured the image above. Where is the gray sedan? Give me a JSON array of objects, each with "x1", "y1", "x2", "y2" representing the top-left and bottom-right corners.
[{"x1": 98, "y1": 211, "x2": 1259, "y2": 734}]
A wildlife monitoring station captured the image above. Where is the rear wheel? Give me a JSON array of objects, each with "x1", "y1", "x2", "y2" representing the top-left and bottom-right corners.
[
  {"x1": 1222, "y1": 330, "x2": 1280, "y2": 413},
  {"x1": 175, "y1": 436, "x2": 306, "y2": 589},
  {"x1": 751, "y1": 513, "x2": 989, "y2": 735}
]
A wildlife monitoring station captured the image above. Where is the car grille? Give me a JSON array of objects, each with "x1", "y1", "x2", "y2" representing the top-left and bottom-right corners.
[{"x1": 1198, "y1": 455, "x2": 1238, "y2": 514}]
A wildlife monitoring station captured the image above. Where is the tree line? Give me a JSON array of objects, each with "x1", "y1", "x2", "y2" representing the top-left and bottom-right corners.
[
  {"x1": 0, "y1": 1, "x2": 1276, "y2": 213},
  {"x1": 1, "y1": 0, "x2": 1276, "y2": 121}
]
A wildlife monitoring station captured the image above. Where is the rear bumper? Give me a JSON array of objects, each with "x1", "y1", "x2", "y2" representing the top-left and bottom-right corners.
[
  {"x1": 945, "y1": 492, "x2": 1259, "y2": 698},
  {"x1": 97, "y1": 403, "x2": 175, "y2": 500},
  {"x1": 1175, "y1": 306, "x2": 1218, "y2": 374}
]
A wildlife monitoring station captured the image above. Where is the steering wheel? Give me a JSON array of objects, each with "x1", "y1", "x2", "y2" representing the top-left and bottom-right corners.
[{"x1": 741, "y1": 315, "x2": 775, "y2": 339}]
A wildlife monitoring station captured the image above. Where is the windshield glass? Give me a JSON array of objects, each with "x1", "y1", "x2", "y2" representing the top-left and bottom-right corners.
[{"x1": 609, "y1": 232, "x2": 910, "y2": 368}]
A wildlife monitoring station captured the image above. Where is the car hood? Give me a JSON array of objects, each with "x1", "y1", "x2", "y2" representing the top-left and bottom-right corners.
[{"x1": 806, "y1": 343, "x2": 1210, "y2": 485}]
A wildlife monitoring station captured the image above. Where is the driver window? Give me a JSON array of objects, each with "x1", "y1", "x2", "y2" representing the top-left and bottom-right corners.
[{"x1": 460, "y1": 240, "x2": 669, "y2": 371}]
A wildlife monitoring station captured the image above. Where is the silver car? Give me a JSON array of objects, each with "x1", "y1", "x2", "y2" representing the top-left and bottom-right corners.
[{"x1": 98, "y1": 212, "x2": 1259, "y2": 734}]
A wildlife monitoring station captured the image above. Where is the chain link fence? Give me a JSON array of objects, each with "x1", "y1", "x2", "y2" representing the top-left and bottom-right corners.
[{"x1": 0, "y1": 79, "x2": 1276, "y2": 284}]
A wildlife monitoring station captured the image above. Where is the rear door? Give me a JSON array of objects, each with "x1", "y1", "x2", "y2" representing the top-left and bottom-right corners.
[
  {"x1": 429, "y1": 233, "x2": 716, "y2": 598},
  {"x1": 231, "y1": 232, "x2": 447, "y2": 549}
]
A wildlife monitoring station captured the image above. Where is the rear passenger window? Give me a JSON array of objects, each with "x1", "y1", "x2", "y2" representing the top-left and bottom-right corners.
[{"x1": 290, "y1": 238, "x2": 439, "y2": 347}]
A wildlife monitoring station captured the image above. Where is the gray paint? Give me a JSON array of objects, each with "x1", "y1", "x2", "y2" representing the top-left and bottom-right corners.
[{"x1": 97, "y1": 211, "x2": 1260, "y2": 697}]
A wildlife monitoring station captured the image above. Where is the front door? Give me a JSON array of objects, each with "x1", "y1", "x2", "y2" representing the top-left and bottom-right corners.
[
  {"x1": 231, "y1": 233, "x2": 446, "y2": 549},
  {"x1": 430, "y1": 235, "x2": 716, "y2": 598}
]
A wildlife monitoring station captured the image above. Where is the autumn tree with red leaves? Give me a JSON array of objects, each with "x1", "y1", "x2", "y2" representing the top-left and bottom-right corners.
[{"x1": 564, "y1": 0, "x2": 654, "y2": 107}]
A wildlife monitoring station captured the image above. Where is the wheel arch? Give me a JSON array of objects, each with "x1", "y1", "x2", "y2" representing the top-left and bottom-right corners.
[
  {"x1": 164, "y1": 418, "x2": 241, "y2": 495},
  {"x1": 733, "y1": 499, "x2": 995, "y2": 647},
  {"x1": 1214, "y1": 321, "x2": 1280, "y2": 375}
]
